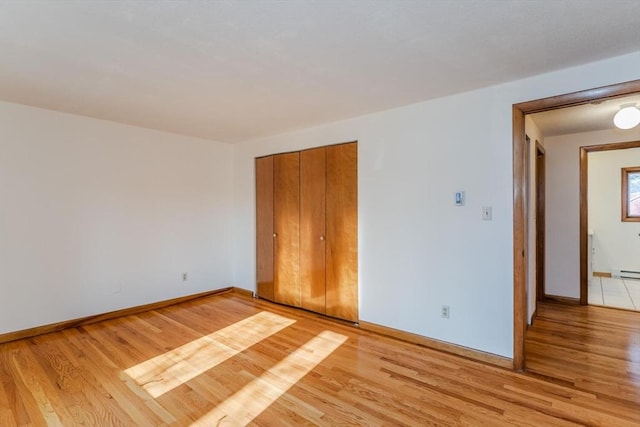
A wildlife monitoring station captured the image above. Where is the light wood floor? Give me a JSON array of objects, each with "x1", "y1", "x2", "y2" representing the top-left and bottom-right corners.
[
  {"x1": 525, "y1": 301, "x2": 640, "y2": 421},
  {"x1": 1, "y1": 292, "x2": 638, "y2": 426}
]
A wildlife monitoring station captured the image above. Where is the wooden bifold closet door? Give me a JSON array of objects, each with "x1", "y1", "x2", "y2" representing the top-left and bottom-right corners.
[
  {"x1": 300, "y1": 147, "x2": 326, "y2": 314},
  {"x1": 325, "y1": 142, "x2": 358, "y2": 321},
  {"x1": 273, "y1": 152, "x2": 301, "y2": 307},
  {"x1": 255, "y1": 156, "x2": 274, "y2": 301},
  {"x1": 255, "y1": 142, "x2": 357, "y2": 322}
]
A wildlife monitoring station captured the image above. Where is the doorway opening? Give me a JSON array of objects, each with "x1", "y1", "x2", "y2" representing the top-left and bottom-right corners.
[
  {"x1": 512, "y1": 79, "x2": 640, "y2": 370},
  {"x1": 582, "y1": 142, "x2": 640, "y2": 310}
]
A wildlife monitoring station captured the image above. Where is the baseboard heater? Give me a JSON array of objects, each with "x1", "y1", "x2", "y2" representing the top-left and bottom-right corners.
[{"x1": 612, "y1": 269, "x2": 640, "y2": 280}]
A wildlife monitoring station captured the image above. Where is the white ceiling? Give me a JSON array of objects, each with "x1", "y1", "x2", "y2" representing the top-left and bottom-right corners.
[{"x1": 0, "y1": 0, "x2": 639, "y2": 143}]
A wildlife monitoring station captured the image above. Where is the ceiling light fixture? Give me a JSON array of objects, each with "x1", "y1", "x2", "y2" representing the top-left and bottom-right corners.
[{"x1": 613, "y1": 103, "x2": 640, "y2": 130}]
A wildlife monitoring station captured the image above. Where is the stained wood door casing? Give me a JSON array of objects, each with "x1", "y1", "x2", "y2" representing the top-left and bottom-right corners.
[
  {"x1": 300, "y1": 147, "x2": 327, "y2": 313},
  {"x1": 256, "y1": 156, "x2": 274, "y2": 301},
  {"x1": 535, "y1": 144, "x2": 545, "y2": 302},
  {"x1": 325, "y1": 142, "x2": 358, "y2": 321},
  {"x1": 274, "y1": 152, "x2": 301, "y2": 307}
]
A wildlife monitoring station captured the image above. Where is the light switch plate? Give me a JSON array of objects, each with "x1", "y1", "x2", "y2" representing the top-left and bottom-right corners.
[{"x1": 482, "y1": 206, "x2": 492, "y2": 220}]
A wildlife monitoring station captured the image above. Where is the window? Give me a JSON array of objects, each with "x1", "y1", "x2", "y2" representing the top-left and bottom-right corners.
[{"x1": 622, "y1": 166, "x2": 640, "y2": 221}]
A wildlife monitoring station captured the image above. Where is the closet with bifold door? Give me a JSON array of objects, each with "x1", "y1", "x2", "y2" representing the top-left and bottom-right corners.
[{"x1": 255, "y1": 141, "x2": 358, "y2": 322}]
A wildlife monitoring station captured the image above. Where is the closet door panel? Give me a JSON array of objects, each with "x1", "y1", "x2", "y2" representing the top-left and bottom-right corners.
[
  {"x1": 300, "y1": 147, "x2": 326, "y2": 313},
  {"x1": 274, "y1": 152, "x2": 301, "y2": 307},
  {"x1": 256, "y1": 156, "x2": 274, "y2": 301},
  {"x1": 325, "y1": 142, "x2": 358, "y2": 321}
]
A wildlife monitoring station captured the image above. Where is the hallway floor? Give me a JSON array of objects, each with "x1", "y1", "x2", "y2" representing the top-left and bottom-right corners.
[
  {"x1": 588, "y1": 276, "x2": 640, "y2": 311},
  {"x1": 525, "y1": 301, "x2": 639, "y2": 425}
]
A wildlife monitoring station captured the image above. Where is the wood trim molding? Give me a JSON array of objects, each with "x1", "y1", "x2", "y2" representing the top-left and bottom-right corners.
[
  {"x1": 579, "y1": 140, "x2": 640, "y2": 306},
  {"x1": 622, "y1": 166, "x2": 640, "y2": 222},
  {"x1": 358, "y1": 320, "x2": 513, "y2": 369},
  {"x1": 579, "y1": 147, "x2": 589, "y2": 305},
  {"x1": 512, "y1": 79, "x2": 640, "y2": 373},
  {"x1": 512, "y1": 106, "x2": 527, "y2": 371},
  {"x1": 514, "y1": 80, "x2": 640, "y2": 114},
  {"x1": 593, "y1": 271, "x2": 613, "y2": 278},
  {"x1": 589, "y1": 304, "x2": 640, "y2": 314},
  {"x1": 232, "y1": 287, "x2": 256, "y2": 298},
  {"x1": 0, "y1": 287, "x2": 234, "y2": 344},
  {"x1": 2, "y1": 285, "x2": 509, "y2": 371},
  {"x1": 535, "y1": 140, "x2": 546, "y2": 304},
  {"x1": 543, "y1": 295, "x2": 581, "y2": 305},
  {"x1": 236, "y1": 292, "x2": 512, "y2": 369},
  {"x1": 580, "y1": 140, "x2": 640, "y2": 152}
]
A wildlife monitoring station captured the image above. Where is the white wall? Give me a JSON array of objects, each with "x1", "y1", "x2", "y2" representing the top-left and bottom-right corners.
[
  {"x1": 545, "y1": 129, "x2": 640, "y2": 298},
  {"x1": 0, "y1": 101, "x2": 235, "y2": 334},
  {"x1": 524, "y1": 117, "x2": 544, "y2": 323},
  {"x1": 588, "y1": 148, "x2": 640, "y2": 273},
  {"x1": 2, "y1": 52, "x2": 639, "y2": 358},
  {"x1": 232, "y1": 52, "x2": 640, "y2": 358}
]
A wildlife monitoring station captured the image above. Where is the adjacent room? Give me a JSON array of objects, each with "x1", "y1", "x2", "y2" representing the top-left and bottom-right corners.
[
  {"x1": 1, "y1": 1, "x2": 639, "y2": 425},
  {"x1": 527, "y1": 96, "x2": 640, "y2": 312}
]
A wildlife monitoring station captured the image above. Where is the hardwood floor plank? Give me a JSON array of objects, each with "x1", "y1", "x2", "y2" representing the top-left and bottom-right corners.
[
  {"x1": 525, "y1": 301, "x2": 640, "y2": 425},
  {"x1": 9, "y1": 345, "x2": 64, "y2": 426},
  {"x1": 0, "y1": 373, "x2": 17, "y2": 427},
  {"x1": 60, "y1": 329, "x2": 167, "y2": 425},
  {"x1": 0, "y1": 294, "x2": 638, "y2": 426},
  {"x1": 0, "y1": 343, "x2": 47, "y2": 426},
  {"x1": 27, "y1": 335, "x2": 119, "y2": 426}
]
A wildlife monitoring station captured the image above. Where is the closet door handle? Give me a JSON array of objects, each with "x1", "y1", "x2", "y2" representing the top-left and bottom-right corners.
[
  {"x1": 320, "y1": 235, "x2": 325, "y2": 241},
  {"x1": 273, "y1": 233, "x2": 277, "y2": 238}
]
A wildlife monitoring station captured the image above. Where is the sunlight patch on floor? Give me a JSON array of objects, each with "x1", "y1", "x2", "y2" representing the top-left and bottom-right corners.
[
  {"x1": 123, "y1": 311, "x2": 295, "y2": 397},
  {"x1": 191, "y1": 330, "x2": 348, "y2": 426}
]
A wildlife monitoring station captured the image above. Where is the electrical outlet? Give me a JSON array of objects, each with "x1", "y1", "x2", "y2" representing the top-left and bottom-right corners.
[
  {"x1": 441, "y1": 305, "x2": 450, "y2": 319},
  {"x1": 182, "y1": 272, "x2": 188, "y2": 282}
]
